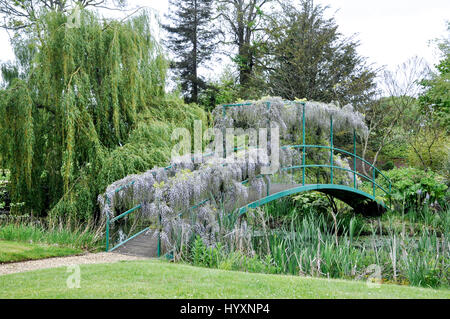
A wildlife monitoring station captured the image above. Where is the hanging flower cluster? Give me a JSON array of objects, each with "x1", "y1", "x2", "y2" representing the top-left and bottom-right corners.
[
  {"x1": 213, "y1": 97, "x2": 368, "y2": 138},
  {"x1": 333, "y1": 155, "x2": 362, "y2": 187},
  {"x1": 98, "y1": 148, "x2": 272, "y2": 247}
]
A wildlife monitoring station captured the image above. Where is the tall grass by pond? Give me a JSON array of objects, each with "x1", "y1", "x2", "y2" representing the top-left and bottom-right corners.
[
  {"x1": 174, "y1": 198, "x2": 449, "y2": 289},
  {"x1": 0, "y1": 216, "x2": 104, "y2": 251}
]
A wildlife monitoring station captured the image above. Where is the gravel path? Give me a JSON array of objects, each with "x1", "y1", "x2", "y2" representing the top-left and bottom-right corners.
[{"x1": 0, "y1": 252, "x2": 148, "y2": 276}]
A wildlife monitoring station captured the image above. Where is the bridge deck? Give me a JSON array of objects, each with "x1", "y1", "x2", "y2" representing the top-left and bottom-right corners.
[{"x1": 114, "y1": 229, "x2": 153, "y2": 257}]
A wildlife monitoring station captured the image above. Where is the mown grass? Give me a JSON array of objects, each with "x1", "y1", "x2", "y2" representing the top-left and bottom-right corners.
[
  {"x1": 0, "y1": 240, "x2": 81, "y2": 263},
  {"x1": 0, "y1": 259, "x2": 448, "y2": 299}
]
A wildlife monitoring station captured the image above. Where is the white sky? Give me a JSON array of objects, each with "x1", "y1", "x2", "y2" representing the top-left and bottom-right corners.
[
  {"x1": 0, "y1": 0, "x2": 448, "y2": 78},
  {"x1": 315, "y1": 0, "x2": 449, "y2": 69}
]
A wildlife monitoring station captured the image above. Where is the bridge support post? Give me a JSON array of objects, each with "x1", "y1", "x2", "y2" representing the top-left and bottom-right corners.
[
  {"x1": 373, "y1": 168, "x2": 376, "y2": 197},
  {"x1": 389, "y1": 182, "x2": 392, "y2": 208},
  {"x1": 106, "y1": 195, "x2": 110, "y2": 252},
  {"x1": 302, "y1": 103, "x2": 305, "y2": 186},
  {"x1": 353, "y1": 129, "x2": 357, "y2": 189},
  {"x1": 330, "y1": 115, "x2": 333, "y2": 184},
  {"x1": 157, "y1": 212, "x2": 161, "y2": 257}
]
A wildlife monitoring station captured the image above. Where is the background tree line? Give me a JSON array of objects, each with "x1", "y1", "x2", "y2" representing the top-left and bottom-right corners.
[
  {"x1": 0, "y1": 0, "x2": 448, "y2": 220},
  {"x1": 164, "y1": 0, "x2": 449, "y2": 176}
]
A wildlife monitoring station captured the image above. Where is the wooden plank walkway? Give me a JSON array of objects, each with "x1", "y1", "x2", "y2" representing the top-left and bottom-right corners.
[{"x1": 114, "y1": 229, "x2": 160, "y2": 258}]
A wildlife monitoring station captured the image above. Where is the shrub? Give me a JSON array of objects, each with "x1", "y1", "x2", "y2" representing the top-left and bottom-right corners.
[
  {"x1": 0, "y1": 170, "x2": 9, "y2": 212},
  {"x1": 381, "y1": 160, "x2": 394, "y2": 171},
  {"x1": 292, "y1": 192, "x2": 330, "y2": 215},
  {"x1": 406, "y1": 130, "x2": 449, "y2": 173},
  {"x1": 377, "y1": 167, "x2": 448, "y2": 211}
]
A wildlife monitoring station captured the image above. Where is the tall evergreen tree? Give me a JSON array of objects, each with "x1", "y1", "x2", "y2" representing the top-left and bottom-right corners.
[
  {"x1": 263, "y1": 0, "x2": 377, "y2": 110},
  {"x1": 163, "y1": 0, "x2": 218, "y2": 103}
]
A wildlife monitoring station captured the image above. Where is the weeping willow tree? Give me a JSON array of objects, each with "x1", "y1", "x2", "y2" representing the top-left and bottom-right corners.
[
  {"x1": 0, "y1": 80, "x2": 34, "y2": 209},
  {"x1": 0, "y1": 9, "x2": 207, "y2": 219}
]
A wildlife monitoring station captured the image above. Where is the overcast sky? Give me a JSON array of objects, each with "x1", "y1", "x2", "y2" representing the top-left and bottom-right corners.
[{"x1": 0, "y1": 0, "x2": 448, "y2": 79}]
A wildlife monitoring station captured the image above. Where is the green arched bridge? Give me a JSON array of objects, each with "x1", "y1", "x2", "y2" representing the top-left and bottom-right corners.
[{"x1": 102, "y1": 101, "x2": 392, "y2": 257}]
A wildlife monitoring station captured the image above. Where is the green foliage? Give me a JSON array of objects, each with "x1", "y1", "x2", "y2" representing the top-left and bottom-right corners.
[
  {"x1": 402, "y1": 229, "x2": 448, "y2": 288},
  {"x1": 0, "y1": 80, "x2": 34, "y2": 212},
  {"x1": 217, "y1": 251, "x2": 279, "y2": 274},
  {"x1": 0, "y1": 170, "x2": 8, "y2": 211},
  {"x1": 292, "y1": 193, "x2": 329, "y2": 215},
  {"x1": 198, "y1": 70, "x2": 241, "y2": 112},
  {"x1": 0, "y1": 219, "x2": 103, "y2": 250},
  {"x1": 265, "y1": 208, "x2": 448, "y2": 288},
  {"x1": 376, "y1": 167, "x2": 448, "y2": 211},
  {"x1": 188, "y1": 235, "x2": 279, "y2": 274},
  {"x1": 380, "y1": 140, "x2": 409, "y2": 161},
  {"x1": 263, "y1": 0, "x2": 377, "y2": 109},
  {"x1": 381, "y1": 161, "x2": 395, "y2": 171},
  {"x1": 163, "y1": 0, "x2": 218, "y2": 103},
  {"x1": 406, "y1": 129, "x2": 449, "y2": 173},
  {"x1": 217, "y1": 0, "x2": 271, "y2": 92},
  {"x1": 0, "y1": 9, "x2": 208, "y2": 220},
  {"x1": 419, "y1": 22, "x2": 450, "y2": 130},
  {"x1": 1, "y1": 9, "x2": 166, "y2": 215},
  {"x1": 49, "y1": 96, "x2": 207, "y2": 221},
  {"x1": 190, "y1": 236, "x2": 221, "y2": 268},
  {"x1": 176, "y1": 189, "x2": 449, "y2": 288},
  {"x1": 0, "y1": 0, "x2": 128, "y2": 31}
]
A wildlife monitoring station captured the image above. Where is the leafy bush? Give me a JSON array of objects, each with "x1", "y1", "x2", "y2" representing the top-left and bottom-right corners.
[
  {"x1": 0, "y1": 170, "x2": 9, "y2": 211},
  {"x1": 406, "y1": 131, "x2": 449, "y2": 173},
  {"x1": 377, "y1": 167, "x2": 448, "y2": 211},
  {"x1": 198, "y1": 69, "x2": 241, "y2": 112},
  {"x1": 191, "y1": 236, "x2": 221, "y2": 268},
  {"x1": 381, "y1": 160, "x2": 394, "y2": 171},
  {"x1": 292, "y1": 192, "x2": 329, "y2": 215}
]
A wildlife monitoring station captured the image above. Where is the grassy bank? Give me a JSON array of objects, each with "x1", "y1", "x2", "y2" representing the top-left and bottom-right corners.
[
  {"x1": 0, "y1": 259, "x2": 448, "y2": 298},
  {"x1": 0, "y1": 240, "x2": 81, "y2": 263}
]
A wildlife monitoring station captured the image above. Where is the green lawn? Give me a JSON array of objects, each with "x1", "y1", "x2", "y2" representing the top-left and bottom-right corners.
[
  {"x1": 0, "y1": 259, "x2": 448, "y2": 298},
  {"x1": 0, "y1": 240, "x2": 82, "y2": 263}
]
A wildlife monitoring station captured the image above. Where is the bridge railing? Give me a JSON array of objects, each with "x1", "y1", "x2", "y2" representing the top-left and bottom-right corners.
[
  {"x1": 105, "y1": 180, "x2": 152, "y2": 253},
  {"x1": 104, "y1": 100, "x2": 392, "y2": 252},
  {"x1": 221, "y1": 100, "x2": 391, "y2": 204},
  {"x1": 281, "y1": 144, "x2": 392, "y2": 200}
]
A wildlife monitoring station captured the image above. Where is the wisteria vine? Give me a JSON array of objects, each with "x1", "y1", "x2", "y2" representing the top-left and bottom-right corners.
[{"x1": 98, "y1": 97, "x2": 368, "y2": 250}]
